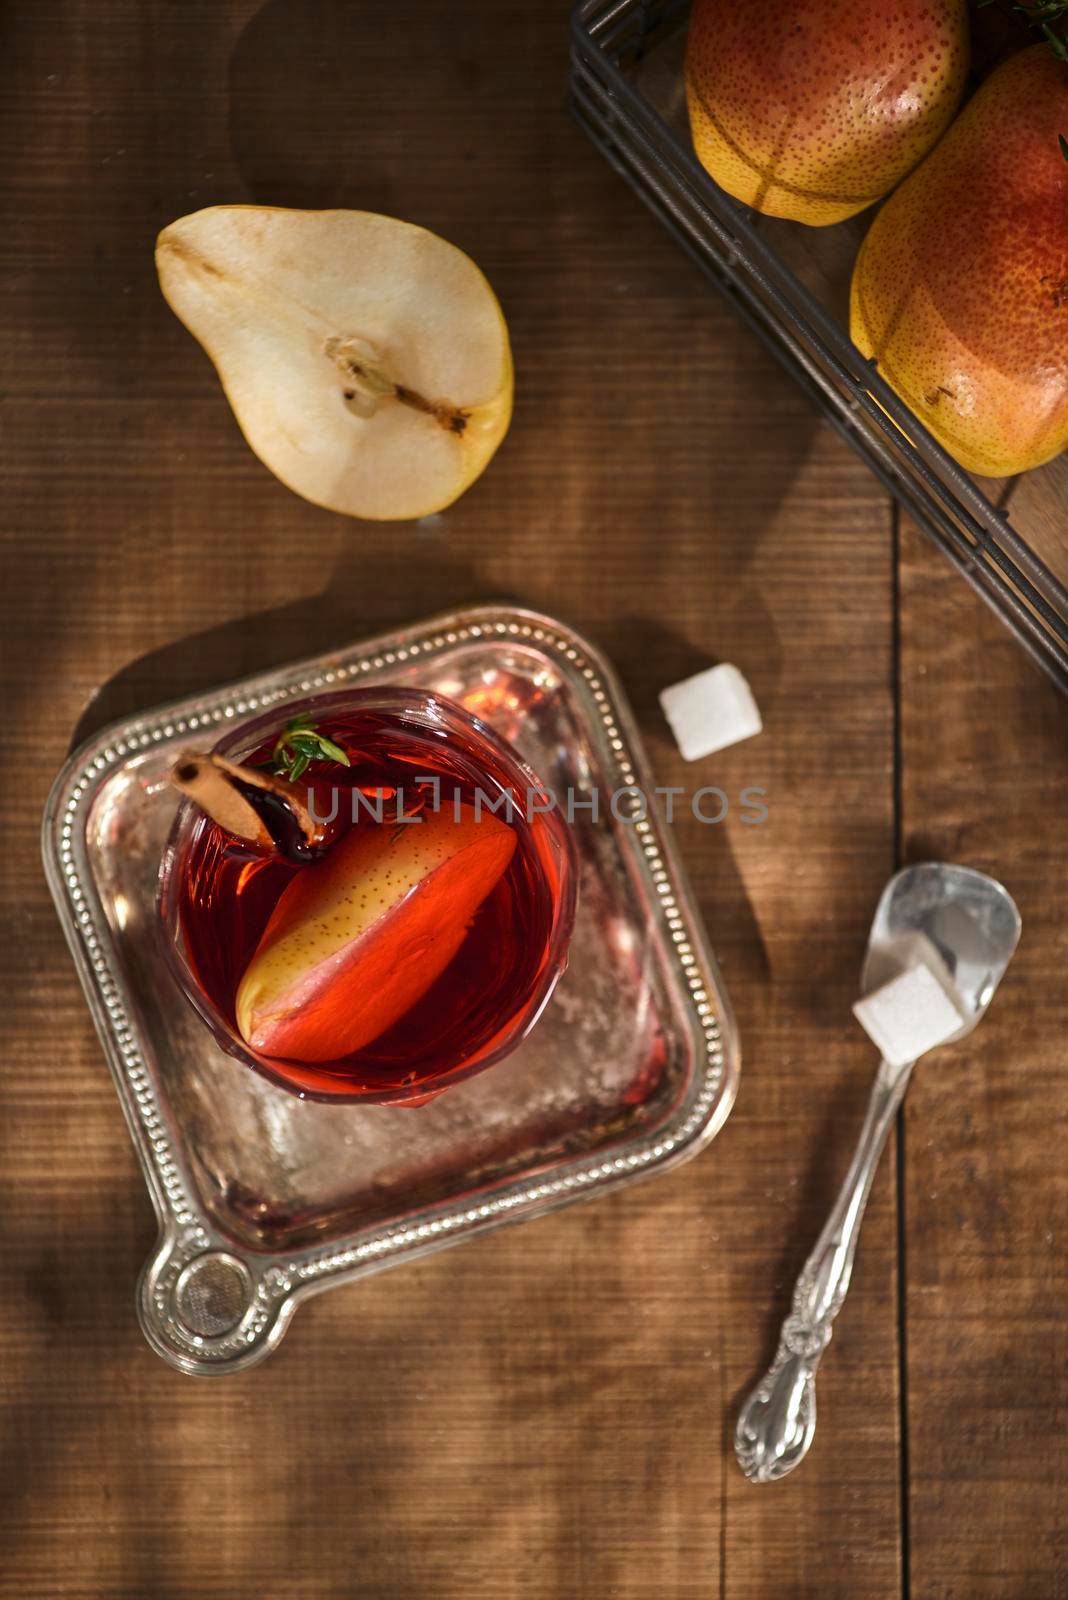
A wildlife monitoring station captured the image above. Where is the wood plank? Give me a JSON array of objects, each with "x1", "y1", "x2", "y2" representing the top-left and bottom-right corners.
[
  {"x1": 898, "y1": 511, "x2": 1068, "y2": 1600},
  {"x1": 0, "y1": 1, "x2": 900, "y2": 1594}
]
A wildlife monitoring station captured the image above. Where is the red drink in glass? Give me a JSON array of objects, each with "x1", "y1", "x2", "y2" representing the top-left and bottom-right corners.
[{"x1": 160, "y1": 690, "x2": 576, "y2": 1105}]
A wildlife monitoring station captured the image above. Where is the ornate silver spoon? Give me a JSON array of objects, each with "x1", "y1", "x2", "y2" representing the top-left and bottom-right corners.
[{"x1": 735, "y1": 862, "x2": 1021, "y2": 1484}]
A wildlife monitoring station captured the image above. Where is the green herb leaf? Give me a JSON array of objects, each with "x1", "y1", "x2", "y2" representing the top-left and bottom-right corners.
[
  {"x1": 1011, "y1": 0, "x2": 1068, "y2": 59},
  {"x1": 314, "y1": 735, "x2": 350, "y2": 764},
  {"x1": 1015, "y1": 0, "x2": 1068, "y2": 20},
  {"x1": 268, "y1": 715, "x2": 351, "y2": 780},
  {"x1": 1042, "y1": 20, "x2": 1068, "y2": 58}
]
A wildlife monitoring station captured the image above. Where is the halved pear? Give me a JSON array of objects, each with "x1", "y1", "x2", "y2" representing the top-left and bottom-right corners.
[
  {"x1": 235, "y1": 805, "x2": 516, "y2": 1062},
  {"x1": 156, "y1": 206, "x2": 513, "y2": 521}
]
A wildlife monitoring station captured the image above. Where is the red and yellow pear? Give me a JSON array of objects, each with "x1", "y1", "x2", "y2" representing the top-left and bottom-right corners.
[
  {"x1": 851, "y1": 45, "x2": 1068, "y2": 476},
  {"x1": 685, "y1": 0, "x2": 969, "y2": 225},
  {"x1": 236, "y1": 806, "x2": 516, "y2": 1062}
]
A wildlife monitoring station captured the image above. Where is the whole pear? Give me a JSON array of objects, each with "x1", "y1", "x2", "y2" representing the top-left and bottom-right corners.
[
  {"x1": 685, "y1": 0, "x2": 968, "y2": 225},
  {"x1": 851, "y1": 45, "x2": 1068, "y2": 477}
]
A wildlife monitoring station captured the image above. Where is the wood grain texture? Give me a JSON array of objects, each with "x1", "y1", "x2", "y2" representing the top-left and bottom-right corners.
[
  {"x1": 0, "y1": 1, "x2": 1059, "y2": 1597},
  {"x1": 898, "y1": 513, "x2": 1068, "y2": 1600}
]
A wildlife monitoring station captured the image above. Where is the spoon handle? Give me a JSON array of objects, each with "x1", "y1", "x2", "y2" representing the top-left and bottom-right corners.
[{"x1": 735, "y1": 1055, "x2": 913, "y2": 1483}]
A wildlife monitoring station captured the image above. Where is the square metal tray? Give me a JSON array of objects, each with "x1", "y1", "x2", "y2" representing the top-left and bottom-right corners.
[
  {"x1": 43, "y1": 606, "x2": 739, "y2": 1375},
  {"x1": 570, "y1": 0, "x2": 1068, "y2": 692}
]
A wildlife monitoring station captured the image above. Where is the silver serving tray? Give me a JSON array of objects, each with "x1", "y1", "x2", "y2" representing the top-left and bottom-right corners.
[{"x1": 43, "y1": 606, "x2": 739, "y2": 1375}]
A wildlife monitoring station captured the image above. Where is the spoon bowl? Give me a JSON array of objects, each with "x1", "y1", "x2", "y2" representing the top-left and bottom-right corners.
[{"x1": 861, "y1": 862, "x2": 1021, "y2": 1035}]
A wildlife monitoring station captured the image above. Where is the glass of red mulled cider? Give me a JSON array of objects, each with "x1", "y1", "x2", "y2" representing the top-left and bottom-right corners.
[{"x1": 159, "y1": 688, "x2": 577, "y2": 1105}]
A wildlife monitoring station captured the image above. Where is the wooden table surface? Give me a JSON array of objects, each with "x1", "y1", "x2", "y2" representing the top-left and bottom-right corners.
[{"x1": 3, "y1": 3, "x2": 1065, "y2": 1596}]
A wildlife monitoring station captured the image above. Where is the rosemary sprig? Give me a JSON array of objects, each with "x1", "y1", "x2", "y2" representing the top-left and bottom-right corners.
[{"x1": 268, "y1": 713, "x2": 351, "y2": 783}]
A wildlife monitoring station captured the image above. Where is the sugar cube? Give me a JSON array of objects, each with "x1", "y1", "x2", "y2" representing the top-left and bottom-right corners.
[
  {"x1": 852, "y1": 962, "x2": 965, "y2": 1068},
  {"x1": 659, "y1": 663, "x2": 763, "y2": 763}
]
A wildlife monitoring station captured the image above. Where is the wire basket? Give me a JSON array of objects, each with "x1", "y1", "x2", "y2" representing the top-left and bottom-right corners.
[{"x1": 570, "y1": 0, "x2": 1068, "y2": 692}]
